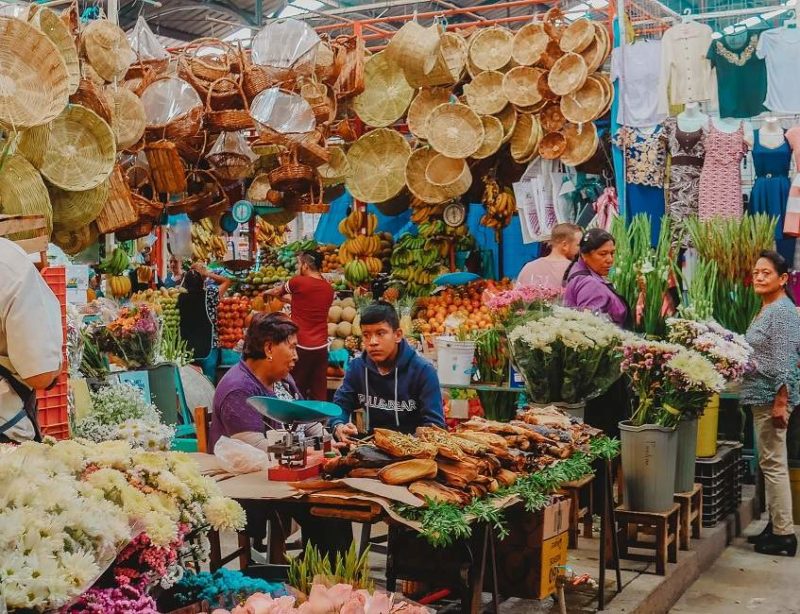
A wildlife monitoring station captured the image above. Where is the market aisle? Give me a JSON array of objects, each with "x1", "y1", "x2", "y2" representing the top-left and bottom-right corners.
[{"x1": 672, "y1": 519, "x2": 800, "y2": 614}]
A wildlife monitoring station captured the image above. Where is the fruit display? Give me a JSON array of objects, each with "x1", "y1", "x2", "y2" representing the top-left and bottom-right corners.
[
  {"x1": 99, "y1": 247, "x2": 130, "y2": 276},
  {"x1": 390, "y1": 234, "x2": 448, "y2": 297},
  {"x1": 237, "y1": 266, "x2": 291, "y2": 299},
  {"x1": 410, "y1": 197, "x2": 448, "y2": 225},
  {"x1": 338, "y1": 209, "x2": 389, "y2": 286},
  {"x1": 318, "y1": 244, "x2": 341, "y2": 273},
  {"x1": 217, "y1": 294, "x2": 251, "y2": 349},
  {"x1": 255, "y1": 218, "x2": 288, "y2": 248},
  {"x1": 481, "y1": 176, "x2": 517, "y2": 230},
  {"x1": 107, "y1": 275, "x2": 132, "y2": 299},
  {"x1": 413, "y1": 279, "x2": 512, "y2": 336},
  {"x1": 276, "y1": 239, "x2": 319, "y2": 275},
  {"x1": 192, "y1": 218, "x2": 227, "y2": 261},
  {"x1": 327, "y1": 296, "x2": 358, "y2": 340},
  {"x1": 130, "y1": 287, "x2": 185, "y2": 335}
]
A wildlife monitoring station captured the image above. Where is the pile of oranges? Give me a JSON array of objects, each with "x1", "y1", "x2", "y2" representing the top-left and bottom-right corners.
[
  {"x1": 217, "y1": 295, "x2": 251, "y2": 349},
  {"x1": 413, "y1": 279, "x2": 512, "y2": 336}
]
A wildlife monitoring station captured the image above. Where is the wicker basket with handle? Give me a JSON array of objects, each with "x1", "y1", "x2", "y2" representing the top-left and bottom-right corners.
[
  {"x1": 178, "y1": 38, "x2": 241, "y2": 110},
  {"x1": 205, "y1": 76, "x2": 254, "y2": 133},
  {"x1": 168, "y1": 170, "x2": 229, "y2": 217},
  {"x1": 95, "y1": 164, "x2": 138, "y2": 234},
  {"x1": 268, "y1": 149, "x2": 315, "y2": 194}
]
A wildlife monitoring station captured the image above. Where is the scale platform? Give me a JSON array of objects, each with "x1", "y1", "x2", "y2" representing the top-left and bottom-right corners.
[{"x1": 247, "y1": 397, "x2": 342, "y2": 481}]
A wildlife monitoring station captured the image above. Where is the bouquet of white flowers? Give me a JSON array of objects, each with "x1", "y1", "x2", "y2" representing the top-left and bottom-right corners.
[
  {"x1": 666, "y1": 318, "x2": 754, "y2": 382},
  {"x1": 507, "y1": 306, "x2": 631, "y2": 404}
]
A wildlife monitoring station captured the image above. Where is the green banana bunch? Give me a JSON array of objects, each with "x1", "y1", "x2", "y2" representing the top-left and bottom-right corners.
[{"x1": 99, "y1": 248, "x2": 130, "y2": 276}]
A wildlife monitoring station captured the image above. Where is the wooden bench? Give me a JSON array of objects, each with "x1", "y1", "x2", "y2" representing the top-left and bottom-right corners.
[
  {"x1": 674, "y1": 483, "x2": 702, "y2": 551},
  {"x1": 558, "y1": 474, "x2": 594, "y2": 549},
  {"x1": 616, "y1": 503, "x2": 680, "y2": 575}
]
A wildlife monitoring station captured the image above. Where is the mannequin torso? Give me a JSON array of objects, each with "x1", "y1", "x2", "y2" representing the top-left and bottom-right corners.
[
  {"x1": 760, "y1": 118, "x2": 785, "y2": 149},
  {"x1": 677, "y1": 102, "x2": 708, "y2": 132}
]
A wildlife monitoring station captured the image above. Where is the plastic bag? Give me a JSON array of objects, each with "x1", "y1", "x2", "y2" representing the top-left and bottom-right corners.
[
  {"x1": 168, "y1": 214, "x2": 193, "y2": 260},
  {"x1": 208, "y1": 131, "x2": 258, "y2": 161},
  {"x1": 214, "y1": 436, "x2": 272, "y2": 474},
  {"x1": 127, "y1": 16, "x2": 170, "y2": 60},
  {"x1": 251, "y1": 87, "x2": 316, "y2": 134},
  {"x1": 141, "y1": 77, "x2": 202, "y2": 126},
  {"x1": 251, "y1": 18, "x2": 320, "y2": 70}
]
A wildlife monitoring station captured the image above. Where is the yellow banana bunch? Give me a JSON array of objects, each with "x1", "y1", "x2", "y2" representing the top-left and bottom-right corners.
[
  {"x1": 192, "y1": 221, "x2": 227, "y2": 260},
  {"x1": 481, "y1": 178, "x2": 516, "y2": 230},
  {"x1": 255, "y1": 219, "x2": 288, "y2": 247},
  {"x1": 339, "y1": 209, "x2": 378, "y2": 238},
  {"x1": 108, "y1": 275, "x2": 132, "y2": 298},
  {"x1": 410, "y1": 198, "x2": 447, "y2": 224},
  {"x1": 364, "y1": 256, "x2": 383, "y2": 276}
]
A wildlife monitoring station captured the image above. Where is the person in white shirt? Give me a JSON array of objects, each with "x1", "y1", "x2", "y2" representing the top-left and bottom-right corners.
[
  {"x1": 516, "y1": 223, "x2": 583, "y2": 289},
  {"x1": 0, "y1": 238, "x2": 63, "y2": 443}
]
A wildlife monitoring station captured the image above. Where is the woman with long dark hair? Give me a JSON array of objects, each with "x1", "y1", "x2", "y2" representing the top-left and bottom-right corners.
[{"x1": 742, "y1": 250, "x2": 800, "y2": 556}]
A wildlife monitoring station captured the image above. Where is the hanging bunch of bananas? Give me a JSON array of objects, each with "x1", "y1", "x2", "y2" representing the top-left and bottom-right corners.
[
  {"x1": 99, "y1": 247, "x2": 130, "y2": 276},
  {"x1": 255, "y1": 218, "x2": 288, "y2": 248},
  {"x1": 191, "y1": 218, "x2": 227, "y2": 261},
  {"x1": 481, "y1": 175, "x2": 516, "y2": 229},
  {"x1": 343, "y1": 257, "x2": 383, "y2": 284},
  {"x1": 410, "y1": 197, "x2": 448, "y2": 224},
  {"x1": 390, "y1": 234, "x2": 447, "y2": 296},
  {"x1": 338, "y1": 208, "x2": 386, "y2": 286},
  {"x1": 107, "y1": 275, "x2": 132, "y2": 298},
  {"x1": 338, "y1": 208, "x2": 377, "y2": 239}
]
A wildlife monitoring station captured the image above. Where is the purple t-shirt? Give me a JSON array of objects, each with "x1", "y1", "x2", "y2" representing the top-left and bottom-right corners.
[
  {"x1": 208, "y1": 360, "x2": 299, "y2": 451},
  {"x1": 563, "y1": 258, "x2": 629, "y2": 327}
]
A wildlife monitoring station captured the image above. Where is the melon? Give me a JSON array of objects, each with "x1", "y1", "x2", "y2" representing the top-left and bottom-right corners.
[
  {"x1": 330, "y1": 338, "x2": 345, "y2": 351},
  {"x1": 328, "y1": 323, "x2": 337, "y2": 337},
  {"x1": 329, "y1": 305, "x2": 343, "y2": 323},
  {"x1": 337, "y1": 321, "x2": 352, "y2": 338},
  {"x1": 340, "y1": 297, "x2": 356, "y2": 309},
  {"x1": 341, "y1": 306, "x2": 357, "y2": 323}
]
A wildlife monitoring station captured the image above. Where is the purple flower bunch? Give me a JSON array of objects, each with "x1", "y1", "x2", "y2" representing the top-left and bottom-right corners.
[
  {"x1": 61, "y1": 583, "x2": 158, "y2": 613},
  {"x1": 620, "y1": 340, "x2": 682, "y2": 425},
  {"x1": 483, "y1": 284, "x2": 562, "y2": 326}
]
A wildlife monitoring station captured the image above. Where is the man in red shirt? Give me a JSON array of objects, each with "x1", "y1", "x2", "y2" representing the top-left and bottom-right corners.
[{"x1": 265, "y1": 250, "x2": 334, "y2": 400}]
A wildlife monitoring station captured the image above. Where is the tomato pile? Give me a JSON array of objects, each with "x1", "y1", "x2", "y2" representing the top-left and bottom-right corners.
[
  {"x1": 217, "y1": 295, "x2": 251, "y2": 349},
  {"x1": 414, "y1": 279, "x2": 512, "y2": 336}
]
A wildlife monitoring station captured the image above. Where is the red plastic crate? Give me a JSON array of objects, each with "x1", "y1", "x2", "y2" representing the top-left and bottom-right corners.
[
  {"x1": 41, "y1": 422, "x2": 70, "y2": 440},
  {"x1": 37, "y1": 373, "x2": 68, "y2": 431},
  {"x1": 41, "y1": 267, "x2": 67, "y2": 301}
]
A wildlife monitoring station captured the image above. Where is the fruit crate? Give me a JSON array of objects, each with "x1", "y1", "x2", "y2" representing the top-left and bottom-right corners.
[{"x1": 695, "y1": 441, "x2": 743, "y2": 527}]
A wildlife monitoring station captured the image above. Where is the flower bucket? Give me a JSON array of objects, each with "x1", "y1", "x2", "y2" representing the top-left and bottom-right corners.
[
  {"x1": 435, "y1": 336, "x2": 476, "y2": 386},
  {"x1": 696, "y1": 393, "x2": 720, "y2": 458},
  {"x1": 619, "y1": 420, "x2": 678, "y2": 512},
  {"x1": 675, "y1": 417, "x2": 699, "y2": 492}
]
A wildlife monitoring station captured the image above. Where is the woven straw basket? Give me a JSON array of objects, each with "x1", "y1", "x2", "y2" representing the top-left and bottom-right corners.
[
  {"x1": 440, "y1": 32, "x2": 468, "y2": 83},
  {"x1": 16, "y1": 123, "x2": 51, "y2": 169},
  {"x1": 50, "y1": 179, "x2": 109, "y2": 232},
  {"x1": 0, "y1": 17, "x2": 69, "y2": 129},
  {"x1": 108, "y1": 87, "x2": 146, "y2": 150},
  {"x1": 0, "y1": 154, "x2": 52, "y2": 237},
  {"x1": 539, "y1": 131, "x2": 567, "y2": 160},
  {"x1": 425, "y1": 154, "x2": 472, "y2": 199},
  {"x1": 510, "y1": 113, "x2": 539, "y2": 162},
  {"x1": 317, "y1": 145, "x2": 350, "y2": 187},
  {"x1": 407, "y1": 87, "x2": 452, "y2": 140},
  {"x1": 81, "y1": 19, "x2": 134, "y2": 82},
  {"x1": 40, "y1": 104, "x2": 115, "y2": 192},
  {"x1": 144, "y1": 140, "x2": 187, "y2": 194},
  {"x1": 548, "y1": 52, "x2": 588, "y2": 97},
  {"x1": 495, "y1": 104, "x2": 518, "y2": 144},
  {"x1": 472, "y1": 115, "x2": 504, "y2": 159},
  {"x1": 95, "y1": 165, "x2": 138, "y2": 234},
  {"x1": 70, "y1": 78, "x2": 113, "y2": 124},
  {"x1": 561, "y1": 122, "x2": 598, "y2": 166},
  {"x1": 469, "y1": 27, "x2": 513, "y2": 72},
  {"x1": 168, "y1": 170, "x2": 228, "y2": 217},
  {"x1": 503, "y1": 66, "x2": 544, "y2": 108},
  {"x1": 541, "y1": 103, "x2": 566, "y2": 133},
  {"x1": 560, "y1": 18, "x2": 595, "y2": 53},
  {"x1": 464, "y1": 70, "x2": 508, "y2": 116},
  {"x1": 247, "y1": 174, "x2": 298, "y2": 226},
  {"x1": 561, "y1": 76, "x2": 605, "y2": 124},
  {"x1": 30, "y1": 8, "x2": 79, "y2": 94},
  {"x1": 346, "y1": 128, "x2": 411, "y2": 204},
  {"x1": 205, "y1": 77, "x2": 254, "y2": 133},
  {"x1": 385, "y1": 20, "x2": 442, "y2": 77},
  {"x1": 353, "y1": 51, "x2": 413, "y2": 128},
  {"x1": 404, "y1": 147, "x2": 449, "y2": 204},
  {"x1": 427, "y1": 103, "x2": 484, "y2": 159},
  {"x1": 52, "y1": 224, "x2": 98, "y2": 255},
  {"x1": 512, "y1": 23, "x2": 549, "y2": 66}
]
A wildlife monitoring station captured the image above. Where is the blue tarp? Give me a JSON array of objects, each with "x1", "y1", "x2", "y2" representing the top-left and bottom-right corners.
[{"x1": 314, "y1": 191, "x2": 412, "y2": 245}]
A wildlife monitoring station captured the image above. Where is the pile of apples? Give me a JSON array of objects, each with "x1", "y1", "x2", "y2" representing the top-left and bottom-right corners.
[
  {"x1": 413, "y1": 279, "x2": 512, "y2": 336},
  {"x1": 217, "y1": 295, "x2": 251, "y2": 349}
]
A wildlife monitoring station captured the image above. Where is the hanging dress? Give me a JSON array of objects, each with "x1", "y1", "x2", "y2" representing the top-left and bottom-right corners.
[
  {"x1": 613, "y1": 125, "x2": 667, "y2": 246},
  {"x1": 784, "y1": 127, "x2": 800, "y2": 240},
  {"x1": 664, "y1": 118, "x2": 705, "y2": 244},
  {"x1": 698, "y1": 122, "x2": 747, "y2": 220},
  {"x1": 748, "y1": 130, "x2": 794, "y2": 263}
]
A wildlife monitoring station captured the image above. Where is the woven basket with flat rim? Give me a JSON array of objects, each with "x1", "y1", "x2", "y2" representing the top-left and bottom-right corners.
[
  {"x1": 559, "y1": 18, "x2": 595, "y2": 53},
  {"x1": 407, "y1": 87, "x2": 452, "y2": 141},
  {"x1": 52, "y1": 223, "x2": 98, "y2": 255},
  {"x1": 50, "y1": 179, "x2": 109, "y2": 232},
  {"x1": 511, "y1": 23, "x2": 549, "y2": 66},
  {"x1": 468, "y1": 27, "x2": 513, "y2": 72},
  {"x1": 0, "y1": 16, "x2": 70, "y2": 129},
  {"x1": 427, "y1": 102, "x2": 484, "y2": 159},
  {"x1": 404, "y1": 147, "x2": 449, "y2": 204},
  {"x1": 495, "y1": 105, "x2": 518, "y2": 144},
  {"x1": 425, "y1": 154, "x2": 472, "y2": 199},
  {"x1": 95, "y1": 164, "x2": 137, "y2": 234},
  {"x1": 144, "y1": 140, "x2": 187, "y2": 194},
  {"x1": 16, "y1": 123, "x2": 51, "y2": 169},
  {"x1": 384, "y1": 20, "x2": 441, "y2": 77},
  {"x1": 548, "y1": 52, "x2": 588, "y2": 97},
  {"x1": 510, "y1": 113, "x2": 537, "y2": 162},
  {"x1": 560, "y1": 76, "x2": 606, "y2": 124},
  {"x1": 472, "y1": 115, "x2": 504, "y2": 159},
  {"x1": 502, "y1": 66, "x2": 544, "y2": 108},
  {"x1": 346, "y1": 127, "x2": 411, "y2": 204},
  {"x1": 464, "y1": 70, "x2": 508, "y2": 116},
  {"x1": 580, "y1": 25, "x2": 608, "y2": 74},
  {"x1": 40, "y1": 104, "x2": 115, "y2": 192},
  {"x1": 81, "y1": 19, "x2": 134, "y2": 82},
  {"x1": 205, "y1": 76, "x2": 254, "y2": 133},
  {"x1": 70, "y1": 78, "x2": 112, "y2": 124},
  {"x1": 353, "y1": 51, "x2": 414, "y2": 128},
  {"x1": 30, "y1": 7, "x2": 79, "y2": 94},
  {"x1": 561, "y1": 121, "x2": 598, "y2": 166},
  {"x1": 0, "y1": 154, "x2": 52, "y2": 238},
  {"x1": 108, "y1": 86, "x2": 146, "y2": 150}
]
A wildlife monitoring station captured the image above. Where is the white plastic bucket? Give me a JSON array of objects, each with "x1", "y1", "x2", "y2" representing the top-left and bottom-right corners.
[{"x1": 435, "y1": 336, "x2": 476, "y2": 386}]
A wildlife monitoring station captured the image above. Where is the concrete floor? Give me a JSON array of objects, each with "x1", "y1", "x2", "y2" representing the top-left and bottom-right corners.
[{"x1": 672, "y1": 517, "x2": 800, "y2": 614}]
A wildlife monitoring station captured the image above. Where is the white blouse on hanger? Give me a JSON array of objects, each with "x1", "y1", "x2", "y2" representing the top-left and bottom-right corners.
[
  {"x1": 611, "y1": 39, "x2": 667, "y2": 128},
  {"x1": 658, "y1": 21, "x2": 715, "y2": 113},
  {"x1": 756, "y1": 27, "x2": 800, "y2": 114}
]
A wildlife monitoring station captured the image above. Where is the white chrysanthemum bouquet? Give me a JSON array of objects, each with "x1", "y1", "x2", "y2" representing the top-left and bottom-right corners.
[{"x1": 666, "y1": 318, "x2": 754, "y2": 383}]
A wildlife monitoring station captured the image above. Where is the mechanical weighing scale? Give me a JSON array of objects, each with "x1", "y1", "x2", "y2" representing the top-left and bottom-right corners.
[{"x1": 247, "y1": 396, "x2": 342, "y2": 481}]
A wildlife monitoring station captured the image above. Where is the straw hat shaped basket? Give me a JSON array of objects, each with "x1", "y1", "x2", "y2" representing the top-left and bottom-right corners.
[
  {"x1": 560, "y1": 18, "x2": 595, "y2": 53},
  {"x1": 472, "y1": 115, "x2": 504, "y2": 159},
  {"x1": 503, "y1": 66, "x2": 544, "y2": 108},
  {"x1": 81, "y1": 19, "x2": 135, "y2": 82},
  {"x1": 0, "y1": 154, "x2": 52, "y2": 237},
  {"x1": 30, "y1": 7, "x2": 79, "y2": 94},
  {"x1": 427, "y1": 102, "x2": 484, "y2": 159},
  {"x1": 407, "y1": 87, "x2": 452, "y2": 140},
  {"x1": 512, "y1": 23, "x2": 549, "y2": 66},
  {"x1": 346, "y1": 127, "x2": 411, "y2": 204},
  {"x1": 469, "y1": 27, "x2": 513, "y2": 72},
  {"x1": 52, "y1": 223, "x2": 98, "y2": 256},
  {"x1": 353, "y1": 51, "x2": 414, "y2": 128},
  {"x1": 464, "y1": 70, "x2": 508, "y2": 115},
  {"x1": 95, "y1": 164, "x2": 138, "y2": 234},
  {"x1": 49, "y1": 178, "x2": 109, "y2": 232},
  {"x1": 548, "y1": 52, "x2": 588, "y2": 97},
  {"x1": 16, "y1": 123, "x2": 51, "y2": 169},
  {"x1": 0, "y1": 17, "x2": 70, "y2": 130},
  {"x1": 108, "y1": 86, "x2": 146, "y2": 150},
  {"x1": 425, "y1": 154, "x2": 472, "y2": 199},
  {"x1": 405, "y1": 147, "x2": 449, "y2": 204},
  {"x1": 205, "y1": 77, "x2": 254, "y2": 133},
  {"x1": 385, "y1": 20, "x2": 442, "y2": 77},
  {"x1": 40, "y1": 104, "x2": 115, "y2": 192},
  {"x1": 70, "y1": 78, "x2": 113, "y2": 124}
]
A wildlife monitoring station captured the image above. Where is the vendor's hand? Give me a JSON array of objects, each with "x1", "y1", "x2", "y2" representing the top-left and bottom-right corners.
[
  {"x1": 333, "y1": 423, "x2": 359, "y2": 448},
  {"x1": 772, "y1": 403, "x2": 789, "y2": 429}
]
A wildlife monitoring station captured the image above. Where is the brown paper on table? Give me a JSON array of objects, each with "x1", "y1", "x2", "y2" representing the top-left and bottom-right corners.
[{"x1": 215, "y1": 471, "x2": 301, "y2": 500}]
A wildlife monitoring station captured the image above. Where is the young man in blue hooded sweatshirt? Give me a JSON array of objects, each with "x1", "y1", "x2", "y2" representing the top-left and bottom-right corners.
[{"x1": 331, "y1": 302, "x2": 445, "y2": 444}]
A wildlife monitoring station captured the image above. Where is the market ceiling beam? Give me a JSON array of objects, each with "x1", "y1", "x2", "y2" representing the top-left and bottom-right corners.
[{"x1": 119, "y1": 0, "x2": 271, "y2": 28}]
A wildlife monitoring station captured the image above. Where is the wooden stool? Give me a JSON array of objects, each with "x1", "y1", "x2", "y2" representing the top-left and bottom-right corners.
[
  {"x1": 559, "y1": 474, "x2": 594, "y2": 549},
  {"x1": 615, "y1": 503, "x2": 680, "y2": 575},
  {"x1": 674, "y1": 483, "x2": 702, "y2": 551}
]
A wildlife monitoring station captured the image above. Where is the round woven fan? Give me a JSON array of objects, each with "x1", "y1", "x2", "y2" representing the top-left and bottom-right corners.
[
  {"x1": 81, "y1": 19, "x2": 135, "y2": 82},
  {"x1": 425, "y1": 154, "x2": 471, "y2": 199},
  {"x1": 561, "y1": 76, "x2": 606, "y2": 124},
  {"x1": 353, "y1": 51, "x2": 414, "y2": 128},
  {"x1": 345, "y1": 128, "x2": 411, "y2": 204},
  {"x1": 108, "y1": 86, "x2": 146, "y2": 150},
  {"x1": 30, "y1": 7, "x2": 79, "y2": 94}
]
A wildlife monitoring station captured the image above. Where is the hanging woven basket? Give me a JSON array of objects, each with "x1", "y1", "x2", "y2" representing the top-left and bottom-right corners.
[
  {"x1": 268, "y1": 149, "x2": 315, "y2": 194},
  {"x1": 353, "y1": 51, "x2": 414, "y2": 128},
  {"x1": 143, "y1": 140, "x2": 187, "y2": 194},
  {"x1": 205, "y1": 76, "x2": 254, "y2": 133},
  {"x1": 426, "y1": 103, "x2": 484, "y2": 159},
  {"x1": 0, "y1": 154, "x2": 52, "y2": 238},
  {"x1": 407, "y1": 87, "x2": 452, "y2": 141},
  {"x1": 95, "y1": 164, "x2": 138, "y2": 234},
  {"x1": 177, "y1": 38, "x2": 240, "y2": 110},
  {"x1": 425, "y1": 154, "x2": 472, "y2": 199},
  {"x1": 548, "y1": 52, "x2": 588, "y2": 97},
  {"x1": 316, "y1": 145, "x2": 350, "y2": 187},
  {"x1": 108, "y1": 86, "x2": 146, "y2": 151},
  {"x1": 495, "y1": 104, "x2": 518, "y2": 144},
  {"x1": 29, "y1": 7, "x2": 79, "y2": 94},
  {"x1": 472, "y1": 115, "x2": 504, "y2": 159},
  {"x1": 70, "y1": 78, "x2": 113, "y2": 124},
  {"x1": 16, "y1": 123, "x2": 51, "y2": 170},
  {"x1": 40, "y1": 104, "x2": 116, "y2": 192},
  {"x1": 468, "y1": 27, "x2": 513, "y2": 72},
  {"x1": 464, "y1": 70, "x2": 508, "y2": 115},
  {"x1": 52, "y1": 223, "x2": 98, "y2": 255},
  {"x1": 405, "y1": 147, "x2": 449, "y2": 204},
  {"x1": 50, "y1": 179, "x2": 109, "y2": 232},
  {"x1": 345, "y1": 128, "x2": 411, "y2": 204},
  {"x1": 511, "y1": 23, "x2": 549, "y2": 66},
  {"x1": 560, "y1": 18, "x2": 595, "y2": 53},
  {"x1": 561, "y1": 121, "x2": 598, "y2": 166},
  {"x1": 168, "y1": 169, "x2": 229, "y2": 217},
  {"x1": 81, "y1": 19, "x2": 135, "y2": 82},
  {"x1": 141, "y1": 76, "x2": 204, "y2": 143},
  {"x1": 384, "y1": 20, "x2": 442, "y2": 77}
]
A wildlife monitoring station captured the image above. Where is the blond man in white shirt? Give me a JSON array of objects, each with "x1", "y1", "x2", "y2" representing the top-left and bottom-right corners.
[
  {"x1": 516, "y1": 223, "x2": 583, "y2": 290},
  {"x1": 0, "y1": 238, "x2": 63, "y2": 442}
]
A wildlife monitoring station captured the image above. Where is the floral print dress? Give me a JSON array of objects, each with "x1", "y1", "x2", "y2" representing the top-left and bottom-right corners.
[{"x1": 664, "y1": 118, "x2": 705, "y2": 244}]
